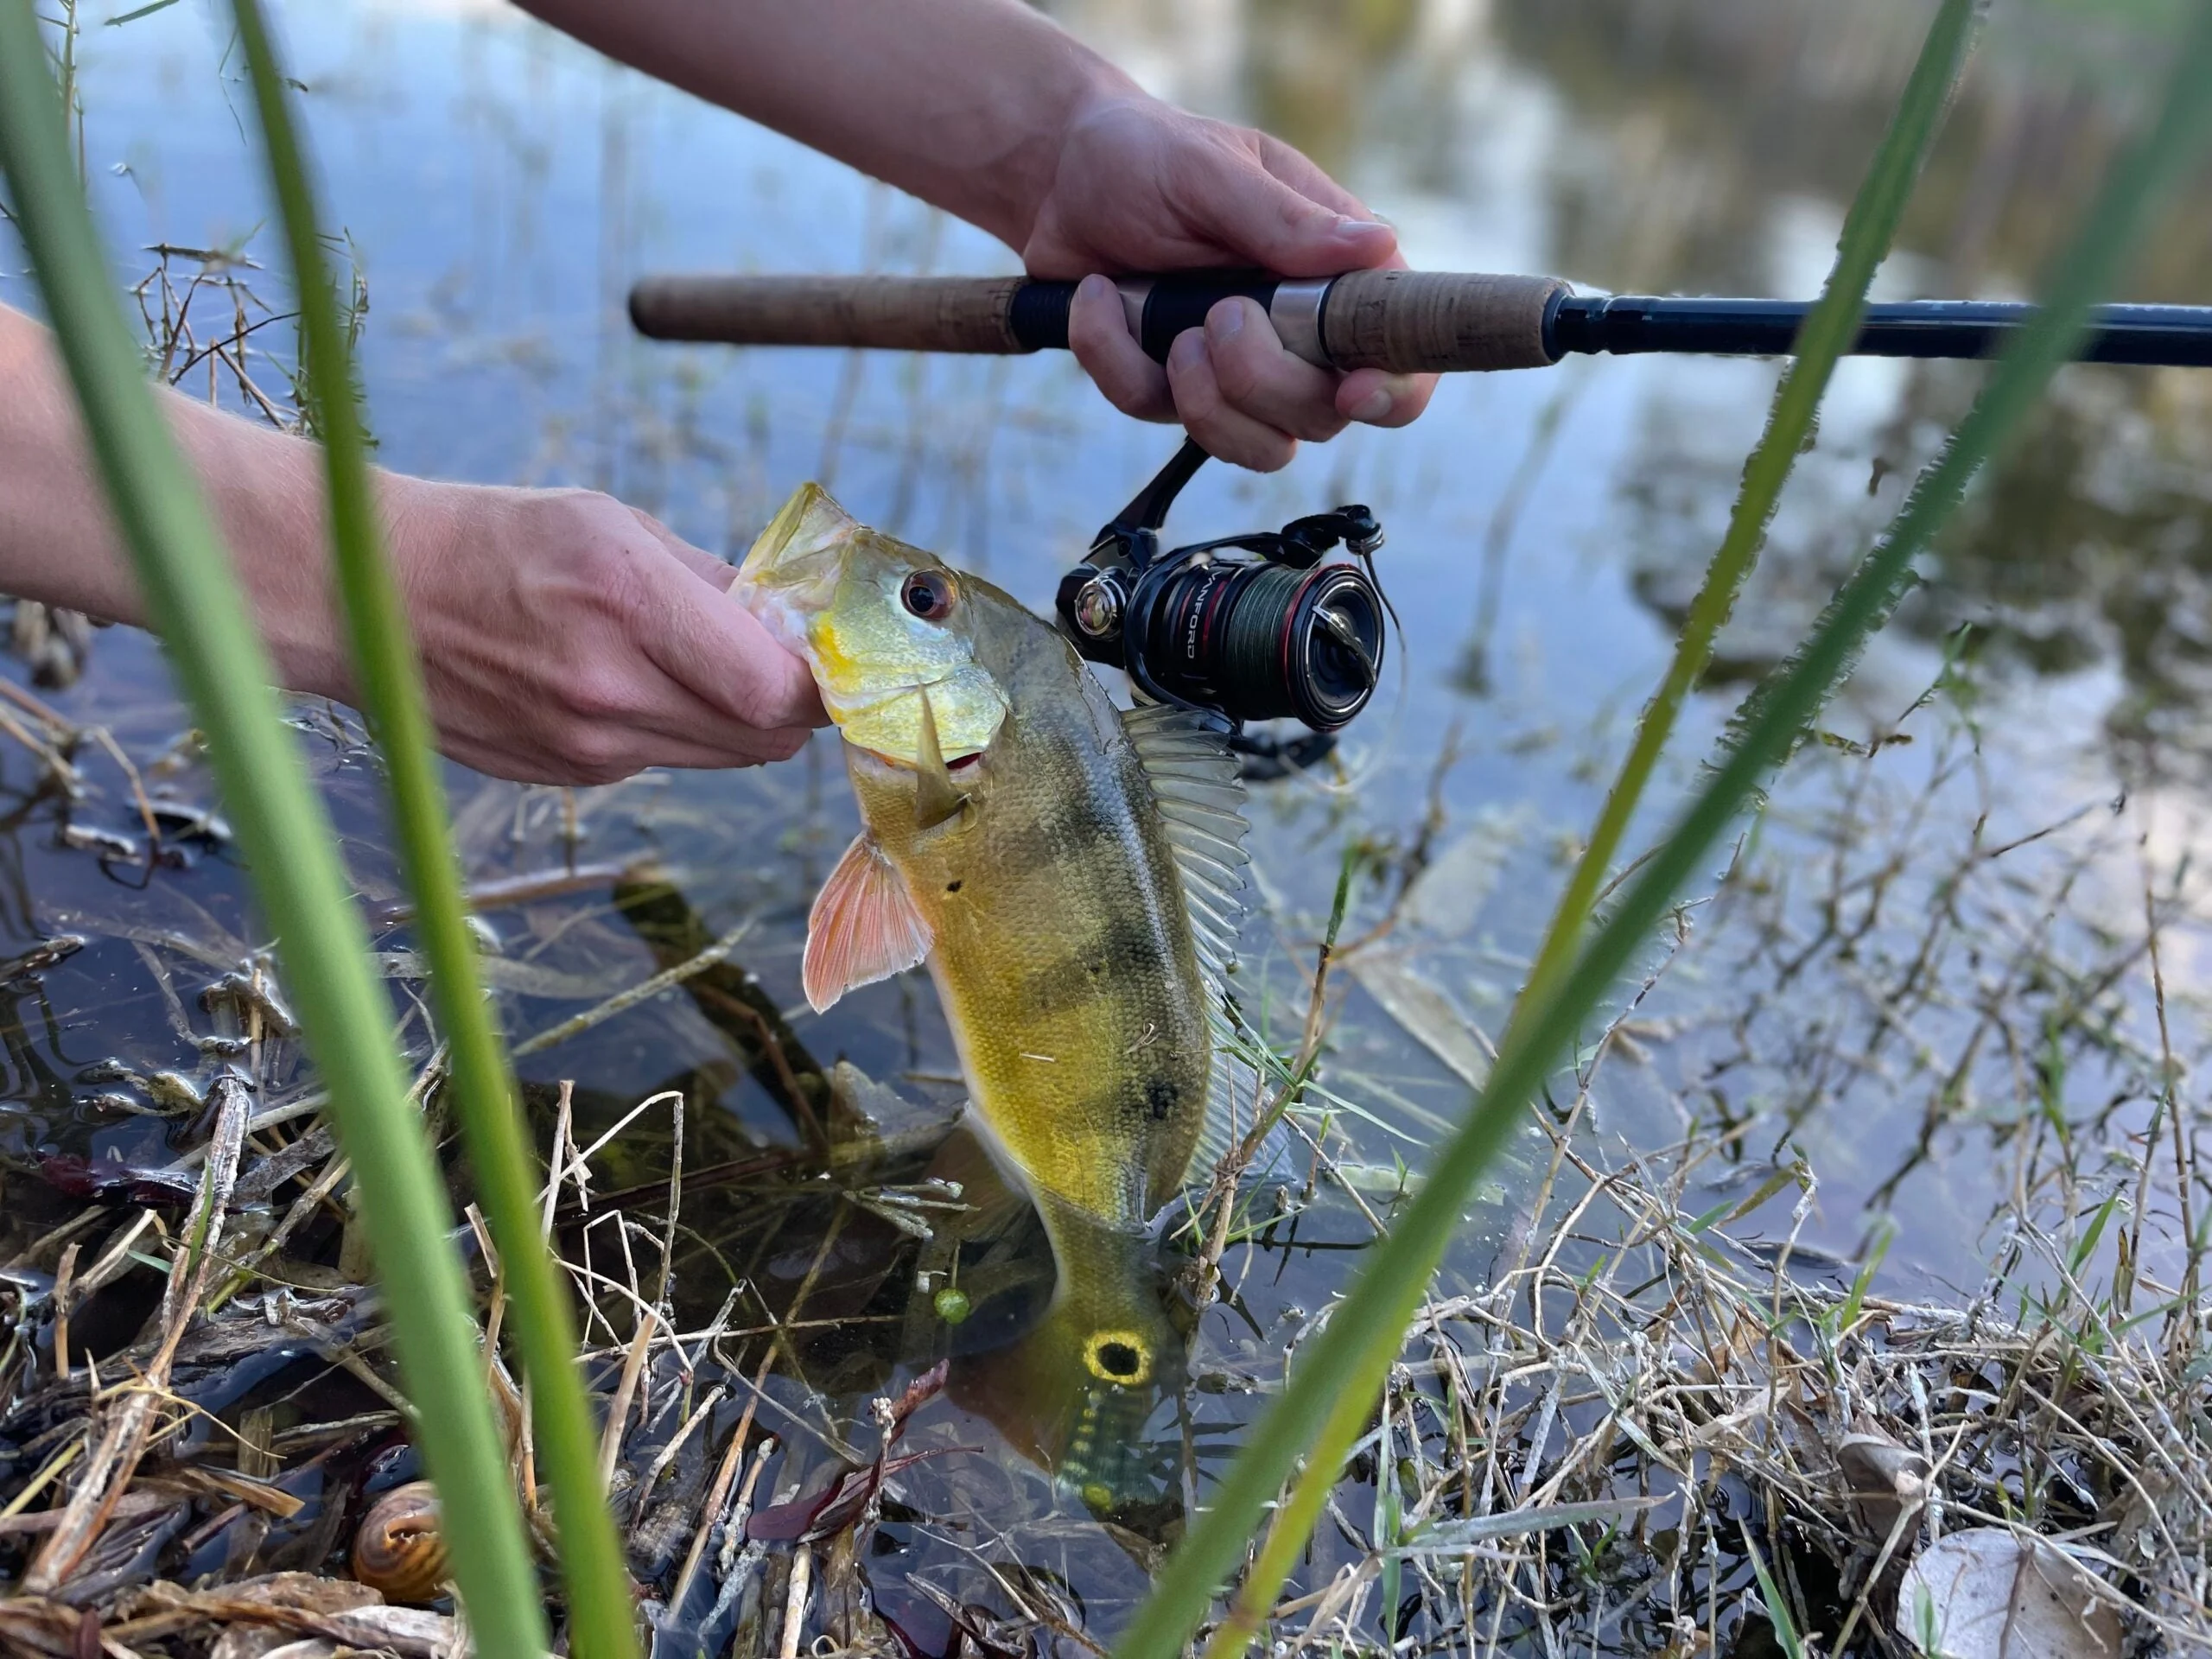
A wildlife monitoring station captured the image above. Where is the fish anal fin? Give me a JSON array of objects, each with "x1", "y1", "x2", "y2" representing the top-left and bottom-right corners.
[{"x1": 804, "y1": 831, "x2": 933, "y2": 1014}]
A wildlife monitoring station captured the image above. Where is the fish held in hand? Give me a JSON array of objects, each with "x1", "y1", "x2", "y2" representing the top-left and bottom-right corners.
[{"x1": 735, "y1": 482, "x2": 1252, "y2": 1229}]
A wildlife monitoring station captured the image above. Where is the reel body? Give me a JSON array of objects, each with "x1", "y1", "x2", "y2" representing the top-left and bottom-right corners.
[{"x1": 1053, "y1": 441, "x2": 1389, "y2": 744}]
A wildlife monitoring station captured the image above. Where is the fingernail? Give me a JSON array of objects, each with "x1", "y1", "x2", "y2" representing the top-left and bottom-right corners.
[
  {"x1": 1334, "y1": 216, "x2": 1391, "y2": 238},
  {"x1": 1350, "y1": 388, "x2": 1393, "y2": 422},
  {"x1": 1207, "y1": 299, "x2": 1244, "y2": 342},
  {"x1": 1169, "y1": 328, "x2": 1207, "y2": 370},
  {"x1": 1077, "y1": 272, "x2": 1115, "y2": 304}
]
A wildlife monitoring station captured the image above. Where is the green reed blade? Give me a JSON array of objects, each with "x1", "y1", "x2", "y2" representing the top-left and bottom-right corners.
[
  {"x1": 1182, "y1": 4, "x2": 1980, "y2": 1649},
  {"x1": 1498, "y1": 0, "x2": 1980, "y2": 1058},
  {"x1": 0, "y1": 8, "x2": 543, "y2": 1653},
  {"x1": 1116, "y1": 2, "x2": 2212, "y2": 1651},
  {"x1": 223, "y1": 6, "x2": 639, "y2": 1655}
]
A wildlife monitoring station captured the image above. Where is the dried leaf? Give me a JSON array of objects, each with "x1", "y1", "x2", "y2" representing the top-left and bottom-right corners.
[
  {"x1": 1897, "y1": 1530, "x2": 2122, "y2": 1659},
  {"x1": 1345, "y1": 949, "x2": 1492, "y2": 1090},
  {"x1": 747, "y1": 1362, "x2": 951, "y2": 1543},
  {"x1": 1836, "y1": 1430, "x2": 1929, "y2": 1542}
]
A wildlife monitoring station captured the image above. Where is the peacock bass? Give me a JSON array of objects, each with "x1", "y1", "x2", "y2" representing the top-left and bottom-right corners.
[{"x1": 734, "y1": 481, "x2": 1249, "y2": 1408}]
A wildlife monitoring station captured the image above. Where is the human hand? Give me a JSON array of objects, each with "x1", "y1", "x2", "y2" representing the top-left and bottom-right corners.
[
  {"x1": 365, "y1": 480, "x2": 823, "y2": 785},
  {"x1": 1024, "y1": 94, "x2": 1438, "y2": 472}
]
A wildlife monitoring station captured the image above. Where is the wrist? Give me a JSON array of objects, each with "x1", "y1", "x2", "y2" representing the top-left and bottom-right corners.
[
  {"x1": 1000, "y1": 41, "x2": 1145, "y2": 253},
  {"x1": 249, "y1": 467, "x2": 462, "y2": 707}
]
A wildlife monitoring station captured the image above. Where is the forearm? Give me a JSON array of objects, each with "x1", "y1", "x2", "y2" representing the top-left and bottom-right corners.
[
  {"x1": 0, "y1": 300, "x2": 391, "y2": 698},
  {"x1": 511, "y1": 0, "x2": 1133, "y2": 250}
]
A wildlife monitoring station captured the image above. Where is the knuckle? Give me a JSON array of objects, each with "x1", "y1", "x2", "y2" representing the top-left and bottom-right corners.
[
  {"x1": 557, "y1": 670, "x2": 635, "y2": 726},
  {"x1": 561, "y1": 728, "x2": 634, "y2": 784}
]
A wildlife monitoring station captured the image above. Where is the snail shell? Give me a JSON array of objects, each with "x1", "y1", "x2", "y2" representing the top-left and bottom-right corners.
[{"x1": 351, "y1": 1480, "x2": 448, "y2": 1602}]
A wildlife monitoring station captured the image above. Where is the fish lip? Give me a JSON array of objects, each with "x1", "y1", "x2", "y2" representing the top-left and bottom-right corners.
[{"x1": 844, "y1": 741, "x2": 986, "y2": 775}]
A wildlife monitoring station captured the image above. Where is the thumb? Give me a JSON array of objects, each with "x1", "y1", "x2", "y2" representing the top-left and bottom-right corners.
[{"x1": 1182, "y1": 165, "x2": 1397, "y2": 277}]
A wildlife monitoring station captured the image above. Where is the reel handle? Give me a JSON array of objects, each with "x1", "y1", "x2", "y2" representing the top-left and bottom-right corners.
[{"x1": 626, "y1": 270, "x2": 1572, "y2": 374}]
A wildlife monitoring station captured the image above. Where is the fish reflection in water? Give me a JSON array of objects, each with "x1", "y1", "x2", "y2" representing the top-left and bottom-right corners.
[
  {"x1": 625, "y1": 873, "x2": 1194, "y2": 1529},
  {"x1": 905, "y1": 1118, "x2": 1191, "y2": 1524}
]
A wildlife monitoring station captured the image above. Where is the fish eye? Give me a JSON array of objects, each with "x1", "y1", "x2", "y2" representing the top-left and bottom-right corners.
[{"x1": 901, "y1": 569, "x2": 956, "y2": 621}]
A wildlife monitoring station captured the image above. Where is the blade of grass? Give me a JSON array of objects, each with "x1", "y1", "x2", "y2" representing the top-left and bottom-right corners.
[
  {"x1": 0, "y1": 9, "x2": 545, "y2": 1653},
  {"x1": 1116, "y1": 3, "x2": 2212, "y2": 1652},
  {"x1": 1498, "y1": 0, "x2": 1980, "y2": 1059},
  {"x1": 223, "y1": 7, "x2": 638, "y2": 1655}
]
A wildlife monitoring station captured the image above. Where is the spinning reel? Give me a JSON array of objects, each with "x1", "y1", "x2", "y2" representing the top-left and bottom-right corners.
[{"x1": 1054, "y1": 440, "x2": 1389, "y2": 773}]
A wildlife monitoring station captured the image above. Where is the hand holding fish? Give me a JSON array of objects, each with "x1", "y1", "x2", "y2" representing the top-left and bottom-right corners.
[
  {"x1": 373, "y1": 481, "x2": 823, "y2": 784},
  {"x1": 0, "y1": 302, "x2": 823, "y2": 785}
]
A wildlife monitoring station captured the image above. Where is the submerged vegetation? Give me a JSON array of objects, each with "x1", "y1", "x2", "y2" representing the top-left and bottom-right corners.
[{"x1": 4, "y1": 0, "x2": 2212, "y2": 1656}]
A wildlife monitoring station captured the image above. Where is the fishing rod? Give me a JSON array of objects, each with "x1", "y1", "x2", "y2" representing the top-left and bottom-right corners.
[{"x1": 628, "y1": 269, "x2": 2212, "y2": 372}]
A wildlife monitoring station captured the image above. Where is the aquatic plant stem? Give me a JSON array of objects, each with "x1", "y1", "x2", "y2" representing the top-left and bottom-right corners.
[
  {"x1": 0, "y1": 8, "x2": 543, "y2": 1653},
  {"x1": 1497, "y1": 0, "x2": 1979, "y2": 1062},
  {"x1": 1206, "y1": 9, "x2": 1980, "y2": 1651},
  {"x1": 1121, "y1": 2, "x2": 2212, "y2": 1650},
  {"x1": 224, "y1": 6, "x2": 639, "y2": 1656}
]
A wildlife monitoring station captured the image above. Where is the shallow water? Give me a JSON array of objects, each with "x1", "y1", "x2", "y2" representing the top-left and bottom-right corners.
[{"x1": 5, "y1": 0, "x2": 2212, "y2": 1647}]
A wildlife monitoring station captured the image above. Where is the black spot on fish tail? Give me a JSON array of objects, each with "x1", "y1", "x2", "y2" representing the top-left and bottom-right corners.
[{"x1": 945, "y1": 879, "x2": 962, "y2": 893}]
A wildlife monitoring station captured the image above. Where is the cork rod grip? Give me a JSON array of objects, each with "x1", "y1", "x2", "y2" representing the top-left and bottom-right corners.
[
  {"x1": 1321, "y1": 270, "x2": 1570, "y2": 372},
  {"x1": 627, "y1": 275, "x2": 1032, "y2": 353}
]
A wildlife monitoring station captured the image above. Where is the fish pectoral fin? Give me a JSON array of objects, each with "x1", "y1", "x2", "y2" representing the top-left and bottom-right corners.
[
  {"x1": 804, "y1": 831, "x2": 934, "y2": 1014},
  {"x1": 912, "y1": 690, "x2": 970, "y2": 831}
]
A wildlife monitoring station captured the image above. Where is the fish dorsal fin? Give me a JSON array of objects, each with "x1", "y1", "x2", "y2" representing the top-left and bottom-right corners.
[
  {"x1": 803, "y1": 831, "x2": 933, "y2": 1014},
  {"x1": 1121, "y1": 701, "x2": 1249, "y2": 975},
  {"x1": 1120, "y1": 702, "x2": 1273, "y2": 1184}
]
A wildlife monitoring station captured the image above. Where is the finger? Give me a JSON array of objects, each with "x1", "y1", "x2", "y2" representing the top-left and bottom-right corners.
[
  {"x1": 621, "y1": 548, "x2": 828, "y2": 731},
  {"x1": 628, "y1": 505, "x2": 740, "y2": 590},
  {"x1": 604, "y1": 517, "x2": 825, "y2": 728},
  {"x1": 1171, "y1": 152, "x2": 1395, "y2": 279},
  {"x1": 1068, "y1": 272, "x2": 1175, "y2": 421},
  {"x1": 1202, "y1": 298, "x2": 1347, "y2": 442},
  {"x1": 1254, "y1": 132, "x2": 1374, "y2": 224},
  {"x1": 1165, "y1": 327, "x2": 1295, "y2": 473},
  {"x1": 1336, "y1": 367, "x2": 1440, "y2": 429},
  {"x1": 446, "y1": 722, "x2": 815, "y2": 787}
]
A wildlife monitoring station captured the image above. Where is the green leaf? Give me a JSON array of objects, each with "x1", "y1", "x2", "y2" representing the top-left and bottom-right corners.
[{"x1": 220, "y1": 4, "x2": 639, "y2": 1653}]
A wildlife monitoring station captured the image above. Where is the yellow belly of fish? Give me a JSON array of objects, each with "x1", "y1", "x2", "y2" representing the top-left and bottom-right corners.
[{"x1": 855, "y1": 758, "x2": 1212, "y2": 1224}]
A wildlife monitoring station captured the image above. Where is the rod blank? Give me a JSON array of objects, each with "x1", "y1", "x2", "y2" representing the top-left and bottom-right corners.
[{"x1": 628, "y1": 271, "x2": 2212, "y2": 373}]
